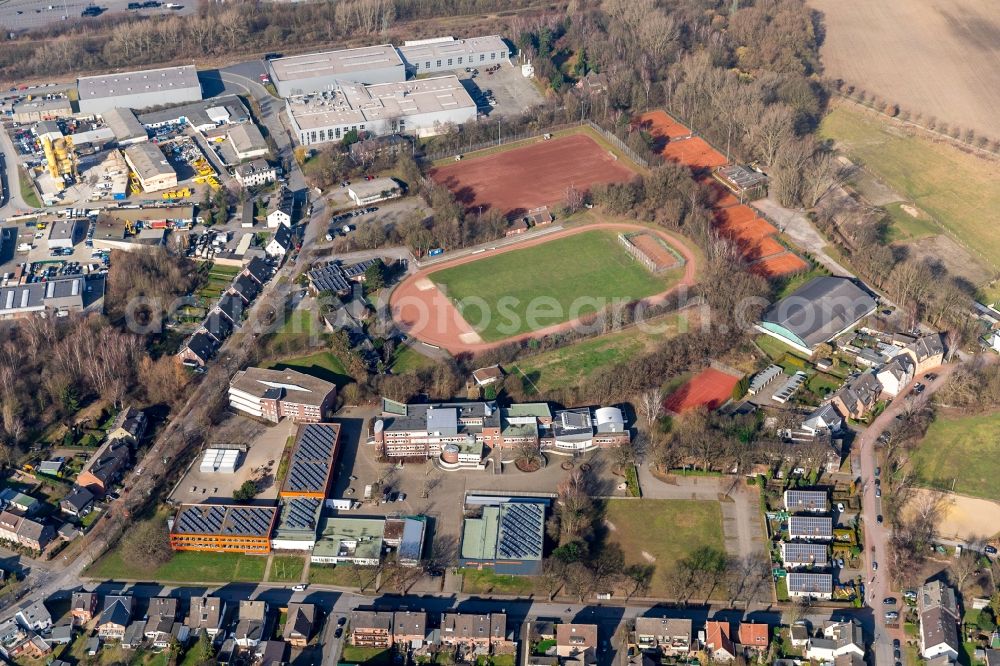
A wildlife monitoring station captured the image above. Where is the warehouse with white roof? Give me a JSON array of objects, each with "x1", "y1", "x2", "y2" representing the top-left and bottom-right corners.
[
  {"x1": 398, "y1": 35, "x2": 509, "y2": 75},
  {"x1": 266, "y1": 45, "x2": 406, "y2": 97},
  {"x1": 77, "y1": 64, "x2": 202, "y2": 114},
  {"x1": 287, "y1": 75, "x2": 476, "y2": 145}
]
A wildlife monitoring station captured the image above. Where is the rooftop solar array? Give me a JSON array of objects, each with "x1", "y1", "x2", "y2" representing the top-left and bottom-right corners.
[
  {"x1": 282, "y1": 497, "x2": 321, "y2": 530},
  {"x1": 497, "y1": 502, "x2": 544, "y2": 560},
  {"x1": 782, "y1": 542, "x2": 829, "y2": 565},
  {"x1": 787, "y1": 572, "x2": 833, "y2": 594},
  {"x1": 282, "y1": 424, "x2": 339, "y2": 495},
  {"x1": 784, "y1": 490, "x2": 830, "y2": 512},
  {"x1": 174, "y1": 504, "x2": 276, "y2": 537},
  {"x1": 788, "y1": 515, "x2": 833, "y2": 538}
]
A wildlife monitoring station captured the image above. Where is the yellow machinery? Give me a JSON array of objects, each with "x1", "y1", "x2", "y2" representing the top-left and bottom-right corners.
[
  {"x1": 41, "y1": 135, "x2": 78, "y2": 188},
  {"x1": 161, "y1": 187, "x2": 192, "y2": 200}
]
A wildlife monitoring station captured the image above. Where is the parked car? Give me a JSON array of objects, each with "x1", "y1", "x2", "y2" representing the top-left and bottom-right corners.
[
  {"x1": 872, "y1": 561, "x2": 878, "y2": 571},
  {"x1": 875, "y1": 488, "x2": 882, "y2": 498},
  {"x1": 877, "y1": 514, "x2": 884, "y2": 524},
  {"x1": 985, "y1": 545, "x2": 997, "y2": 555},
  {"x1": 883, "y1": 597, "x2": 897, "y2": 605}
]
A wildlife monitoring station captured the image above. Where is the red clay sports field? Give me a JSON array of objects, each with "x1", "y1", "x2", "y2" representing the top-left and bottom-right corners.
[
  {"x1": 663, "y1": 368, "x2": 742, "y2": 414},
  {"x1": 429, "y1": 133, "x2": 636, "y2": 219}
]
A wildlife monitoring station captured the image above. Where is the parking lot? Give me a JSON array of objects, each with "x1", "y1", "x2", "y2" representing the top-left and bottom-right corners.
[
  {"x1": 4, "y1": 216, "x2": 110, "y2": 282},
  {"x1": 319, "y1": 196, "x2": 430, "y2": 251},
  {"x1": 0, "y1": 0, "x2": 194, "y2": 32},
  {"x1": 458, "y1": 62, "x2": 545, "y2": 118},
  {"x1": 168, "y1": 415, "x2": 295, "y2": 505}
]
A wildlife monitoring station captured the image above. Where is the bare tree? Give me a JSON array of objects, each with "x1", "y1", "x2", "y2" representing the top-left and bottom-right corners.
[{"x1": 637, "y1": 389, "x2": 663, "y2": 428}]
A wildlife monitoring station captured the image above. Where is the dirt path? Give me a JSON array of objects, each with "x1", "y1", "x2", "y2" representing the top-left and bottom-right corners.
[{"x1": 388, "y1": 223, "x2": 699, "y2": 355}]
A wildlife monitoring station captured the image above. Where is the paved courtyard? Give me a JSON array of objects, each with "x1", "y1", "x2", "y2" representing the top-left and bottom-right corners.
[{"x1": 168, "y1": 415, "x2": 295, "y2": 504}]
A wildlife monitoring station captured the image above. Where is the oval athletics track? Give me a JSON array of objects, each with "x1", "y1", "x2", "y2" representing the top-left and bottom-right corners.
[{"x1": 388, "y1": 223, "x2": 699, "y2": 355}]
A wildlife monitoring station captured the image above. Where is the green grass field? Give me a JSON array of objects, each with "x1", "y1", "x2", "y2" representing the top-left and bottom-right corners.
[
  {"x1": 87, "y1": 550, "x2": 267, "y2": 583},
  {"x1": 882, "y1": 202, "x2": 940, "y2": 243},
  {"x1": 309, "y1": 563, "x2": 379, "y2": 589},
  {"x1": 512, "y1": 314, "x2": 684, "y2": 392},
  {"x1": 391, "y1": 345, "x2": 435, "y2": 374},
  {"x1": 755, "y1": 334, "x2": 808, "y2": 362},
  {"x1": 267, "y1": 555, "x2": 305, "y2": 583},
  {"x1": 341, "y1": 646, "x2": 391, "y2": 666},
  {"x1": 431, "y1": 230, "x2": 678, "y2": 342},
  {"x1": 18, "y1": 167, "x2": 41, "y2": 208},
  {"x1": 461, "y1": 567, "x2": 538, "y2": 595},
  {"x1": 600, "y1": 499, "x2": 724, "y2": 597},
  {"x1": 820, "y1": 104, "x2": 1000, "y2": 271},
  {"x1": 266, "y1": 350, "x2": 352, "y2": 387},
  {"x1": 910, "y1": 410, "x2": 1000, "y2": 499}
]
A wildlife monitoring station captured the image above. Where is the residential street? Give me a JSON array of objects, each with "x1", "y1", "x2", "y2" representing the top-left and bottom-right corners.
[{"x1": 855, "y1": 362, "x2": 956, "y2": 666}]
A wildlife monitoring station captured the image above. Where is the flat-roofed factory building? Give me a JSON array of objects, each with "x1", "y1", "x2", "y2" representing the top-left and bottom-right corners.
[
  {"x1": 267, "y1": 45, "x2": 406, "y2": 97},
  {"x1": 123, "y1": 142, "x2": 177, "y2": 193},
  {"x1": 286, "y1": 76, "x2": 476, "y2": 146},
  {"x1": 78, "y1": 64, "x2": 202, "y2": 114},
  {"x1": 169, "y1": 503, "x2": 278, "y2": 553},
  {"x1": 398, "y1": 35, "x2": 509, "y2": 75}
]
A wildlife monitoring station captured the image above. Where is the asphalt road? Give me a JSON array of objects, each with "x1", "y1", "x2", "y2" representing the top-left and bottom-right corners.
[
  {"x1": 0, "y1": 124, "x2": 32, "y2": 216},
  {"x1": 856, "y1": 363, "x2": 956, "y2": 666}
]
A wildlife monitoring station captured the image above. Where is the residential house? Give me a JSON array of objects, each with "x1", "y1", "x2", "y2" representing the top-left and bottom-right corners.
[
  {"x1": 266, "y1": 188, "x2": 294, "y2": 228},
  {"x1": 0, "y1": 617, "x2": 29, "y2": 660},
  {"x1": 229, "y1": 273, "x2": 261, "y2": 305},
  {"x1": 904, "y1": 334, "x2": 945, "y2": 374},
  {"x1": 831, "y1": 372, "x2": 882, "y2": 420},
  {"x1": 177, "y1": 330, "x2": 219, "y2": 367},
  {"x1": 781, "y1": 542, "x2": 829, "y2": 569},
  {"x1": 440, "y1": 612, "x2": 508, "y2": 652},
  {"x1": 144, "y1": 597, "x2": 184, "y2": 648},
  {"x1": 556, "y1": 624, "x2": 597, "y2": 665},
  {"x1": 789, "y1": 623, "x2": 810, "y2": 649},
  {"x1": 71, "y1": 591, "x2": 99, "y2": 626},
  {"x1": 737, "y1": 622, "x2": 769, "y2": 654},
  {"x1": 122, "y1": 620, "x2": 146, "y2": 650},
  {"x1": 876, "y1": 354, "x2": 915, "y2": 398},
  {"x1": 0, "y1": 511, "x2": 54, "y2": 551},
  {"x1": 266, "y1": 224, "x2": 293, "y2": 259},
  {"x1": 283, "y1": 603, "x2": 316, "y2": 649},
  {"x1": 788, "y1": 515, "x2": 833, "y2": 541},
  {"x1": 76, "y1": 439, "x2": 131, "y2": 496},
  {"x1": 920, "y1": 580, "x2": 961, "y2": 660},
  {"x1": 186, "y1": 596, "x2": 226, "y2": 639},
  {"x1": 214, "y1": 293, "x2": 246, "y2": 329},
  {"x1": 233, "y1": 159, "x2": 277, "y2": 188},
  {"x1": 98, "y1": 595, "x2": 133, "y2": 640},
  {"x1": 633, "y1": 617, "x2": 691, "y2": 656},
  {"x1": 787, "y1": 572, "x2": 834, "y2": 599},
  {"x1": 37, "y1": 459, "x2": 65, "y2": 476},
  {"x1": 350, "y1": 610, "x2": 393, "y2": 648},
  {"x1": 256, "y1": 639, "x2": 288, "y2": 666},
  {"x1": 61, "y1": 486, "x2": 95, "y2": 518},
  {"x1": 242, "y1": 257, "x2": 272, "y2": 287},
  {"x1": 801, "y1": 404, "x2": 843, "y2": 436},
  {"x1": 783, "y1": 490, "x2": 829, "y2": 513},
  {"x1": 15, "y1": 599, "x2": 53, "y2": 632},
  {"x1": 704, "y1": 620, "x2": 736, "y2": 661},
  {"x1": 45, "y1": 625, "x2": 73, "y2": 647},
  {"x1": 107, "y1": 406, "x2": 147, "y2": 444},
  {"x1": 804, "y1": 620, "x2": 865, "y2": 662},
  {"x1": 234, "y1": 600, "x2": 268, "y2": 648},
  {"x1": 8, "y1": 493, "x2": 40, "y2": 515},
  {"x1": 392, "y1": 611, "x2": 427, "y2": 648}
]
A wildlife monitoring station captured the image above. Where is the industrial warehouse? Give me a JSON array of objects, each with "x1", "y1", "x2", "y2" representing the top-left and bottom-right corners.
[
  {"x1": 122, "y1": 142, "x2": 177, "y2": 193},
  {"x1": 77, "y1": 64, "x2": 202, "y2": 114},
  {"x1": 265, "y1": 35, "x2": 509, "y2": 97},
  {"x1": 286, "y1": 76, "x2": 477, "y2": 145},
  {"x1": 266, "y1": 44, "x2": 406, "y2": 97}
]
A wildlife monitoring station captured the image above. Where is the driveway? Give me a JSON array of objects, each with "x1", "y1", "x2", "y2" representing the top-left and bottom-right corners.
[
  {"x1": 854, "y1": 362, "x2": 956, "y2": 665},
  {"x1": 753, "y1": 197, "x2": 855, "y2": 277}
]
